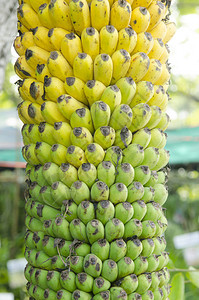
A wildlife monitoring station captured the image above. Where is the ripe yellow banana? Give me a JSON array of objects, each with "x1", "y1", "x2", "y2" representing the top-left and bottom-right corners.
[
  {"x1": 57, "y1": 94, "x2": 86, "y2": 119},
  {"x1": 132, "y1": 0, "x2": 152, "y2": 9},
  {"x1": 94, "y1": 54, "x2": 113, "y2": 87},
  {"x1": 17, "y1": 100, "x2": 33, "y2": 124},
  {"x1": 73, "y1": 53, "x2": 93, "y2": 82},
  {"x1": 126, "y1": 52, "x2": 150, "y2": 82},
  {"x1": 35, "y1": 64, "x2": 51, "y2": 83},
  {"x1": 159, "y1": 92, "x2": 169, "y2": 111},
  {"x1": 66, "y1": 145, "x2": 87, "y2": 168},
  {"x1": 17, "y1": 79, "x2": 33, "y2": 102},
  {"x1": 81, "y1": 27, "x2": 100, "y2": 61},
  {"x1": 17, "y1": 20, "x2": 28, "y2": 35},
  {"x1": 47, "y1": 51, "x2": 73, "y2": 81},
  {"x1": 14, "y1": 55, "x2": 36, "y2": 79},
  {"x1": 100, "y1": 85, "x2": 121, "y2": 112},
  {"x1": 115, "y1": 77, "x2": 136, "y2": 105},
  {"x1": 129, "y1": 81, "x2": 154, "y2": 107},
  {"x1": 155, "y1": 111, "x2": 170, "y2": 131},
  {"x1": 48, "y1": 28, "x2": 69, "y2": 51},
  {"x1": 159, "y1": 44, "x2": 170, "y2": 64},
  {"x1": 163, "y1": 22, "x2": 177, "y2": 44},
  {"x1": 84, "y1": 80, "x2": 106, "y2": 106},
  {"x1": 29, "y1": 0, "x2": 50, "y2": 12},
  {"x1": 147, "y1": 85, "x2": 165, "y2": 106},
  {"x1": 69, "y1": 0, "x2": 90, "y2": 36},
  {"x1": 64, "y1": 77, "x2": 88, "y2": 105},
  {"x1": 145, "y1": 105, "x2": 162, "y2": 129},
  {"x1": 148, "y1": 38, "x2": 164, "y2": 60},
  {"x1": 21, "y1": 31, "x2": 35, "y2": 51},
  {"x1": 70, "y1": 127, "x2": 93, "y2": 151},
  {"x1": 111, "y1": 49, "x2": 131, "y2": 84},
  {"x1": 110, "y1": 0, "x2": 132, "y2": 31},
  {"x1": 99, "y1": 25, "x2": 118, "y2": 56},
  {"x1": 70, "y1": 107, "x2": 94, "y2": 134},
  {"x1": 41, "y1": 101, "x2": 68, "y2": 124},
  {"x1": 25, "y1": 46, "x2": 49, "y2": 70},
  {"x1": 147, "y1": 1, "x2": 166, "y2": 31},
  {"x1": 61, "y1": 32, "x2": 82, "y2": 66},
  {"x1": 18, "y1": 78, "x2": 44, "y2": 104},
  {"x1": 142, "y1": 58, "x2": 162, "y2": 84},
  {"x1": 43, "y1": 76, "x2": 66, "y2": 102},
  {"x1": 17, "y1": 3, "x2": 41, "y2": 29},
  {"x1": 155, "y1": 63, "x2": 170, "y2": 85},
  {"x1": 91, "y1": 0, "x2": 110, "y2": 31},
  {"x1": 117, "y1": 27, "x2": 137, "y2": 54},
  {"x1": 32, "y1": 26, "x2": 54, "y2": 52},
  {"x1": 14, "y1": 36, "x2": 25, "y2": 56},
  {"x1": 132, "y1": 32, "x2": 154, "y2": 55},
  {"x1": 130, "y1": 7, "x2": 150, "y2": 34},
  {"x1": 48, "y1": 0, "x2": 73, "y2": 31},
  {"x1": 149, "y1": 20, "x2": 167, "y2": 40},
  {"x1": 28, "y1": 102, "x2": 45, "y2": 124},
  {"x1": 38, "y1": 3, "x2": 55, "y2": 29}
]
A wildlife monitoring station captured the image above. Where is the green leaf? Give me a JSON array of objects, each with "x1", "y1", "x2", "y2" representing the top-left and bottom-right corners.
[
  {"x1": 169, "y1": 273, "x2": 185, "y2": 300},
  {"x1": 186, "y1": 266, "x2": 199, "y2": 288}
]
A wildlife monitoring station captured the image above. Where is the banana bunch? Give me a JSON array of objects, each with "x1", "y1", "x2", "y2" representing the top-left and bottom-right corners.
[{"x1": 15, "y1": 0, "x2": 176, "y2": 299}]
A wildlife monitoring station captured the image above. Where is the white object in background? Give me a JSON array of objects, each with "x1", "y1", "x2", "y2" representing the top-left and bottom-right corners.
[
  {"x1": 173, "y1": 231, "x2": 199, "y2": 249},
  {"x1": 7, "y1": 258, "x2": 27, "y2": 288},
  {"x1": 183, "y1": 247, "x2": 199, "y2": 266},
  {"x1": 0, "y1": 293, "x2": 14, "y2": 300}
]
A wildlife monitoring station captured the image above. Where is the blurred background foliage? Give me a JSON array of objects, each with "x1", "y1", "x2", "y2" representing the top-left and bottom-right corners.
[{"x1": 0, "y1": 0, "x2": 199, "y2": 299}]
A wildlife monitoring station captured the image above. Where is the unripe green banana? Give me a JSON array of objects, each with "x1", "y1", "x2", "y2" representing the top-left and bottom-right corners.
[
  {"x1": 52, "y1": 122, "x2": 72, "y2": 148},
  {"x1": 83, "y1": 254, "x2": 102, "y2": 278},
  {"x1": 114, "y1": 274, "x2": 138, "y2": 295},
  {"x1": 46, "y1": 270, "x2": 62, "y2": 291},
  {"x1": 105, "y1": 218, "x2": 124, "y2": 242},
  {"x1": 70, "y1": 181, "x2": 90, "y2": 205},
  {"x1": 116, "y1": 77, "x2": 136, "y2": 105},
  {"x1": 93, "y1": 277, "x2": 111, "y2": 295},
  {"x1": 97, "y1": 161, "x2": 116, "y2": 187},
  {"x1": 94, "y1": 126, "x2": 115, "y2": 149},
  {"x1": 109, "y1": 104, "x2": 133, "y2": 131},
  {"x1": 127, "y1": 181, "x2": 145, "y2": 203},
  {"x1": 66, "y1": 145, "x2": 87, "y2": 168},
  {"x1": 123, "y1": 144, "x2": 144, "y2": 167},
  {"x1": 115, "y1": 202, "x2": 134, "y2": 224},
  {"x1": 86, "y1": 219, "x2": 105, "y2": 244},
  {"x1": 70, "y1": 127, "x2": 93, "y2": 151},
  {"x1": 84, "y1": 80, "x2": 106, "y2": 107},
  {"x1": 85, "y1": 143, "x2": 105, "y2": 167},
  {"x1": 91, "y1": 101, "x2": 111, "y2": 130},
  {"x1": 100, "y1": 85, "x2": 122, "y2": 112},
  {"x1": 42, "y1": 162, "x2": 60, "y2": 186},
  {"x1": 72, "y1": 290, "x2": 92, "y2": 300},
  {"x1": 109, "y1": 239, "x2": 127, "y2": 262},
  {"x1": 52, "y1": 217, "x2": 72, "y2": 240},
  {"x1": 117, "y1": 256, "x2": 135, "y2": 279},
  {"x1": 58, "y1": 163, "x2": 78, "y2": 188},
  {"x1": 76, "y1": 272, "x2": 94, "y2": 293},
  {"x1": 130, "y1": 103, "x2": 152, "y2": 132},
  {"x1": 140, "y1": 220, "x2": 156, "y2": 239},
  {"x1": 91, "y1": 181, "x2": 109, "y2": 202},
  {"x1": 96, "y1": 201, "x2": 115, "y2": 226},
  {"x1": 51, "y1": 181, "x2": 70, "y2": 207},
  {"x1": 109, "y1": 183, "x2": 128, "y2": 205},
  {"x1": 61, "y1": 199, "x2": 78, "y2": 222},
  {"x1": 69, "y1": 218, "x2": 88, "y2": 242},
  {"x1": 135, "y1": 273, "x2": 152, "y2": 294},
  {"x1": 91, "y1": 239, "x2": 110, "y2": 262},
  {"x1": 114, "y1": 127, "x2": 132, "y2": 149},
  {"x1": 70, "y1": 108, "x2": 94, "y2": 134},
  {"x1": 132, "y1": 200, "x2": 147, "y2": 221},
  {"x1": 101, "y1": 259, "x2": 118, "y2": 283},
  {"x1": 78, "y1": 163, "x2": 97, "y2": 188},
  {"x1": 104, "y1": 146, "x2": 123, "y2": 166},
  {"x1": 60, "y1": 270, "x2": 76, "y2": 293},
  {"x1": 50, "y1": 144, "x2": 67, "y2": 166},
  {"x1": 123, "y1": 219, "x2": 142, "y2": 239}
]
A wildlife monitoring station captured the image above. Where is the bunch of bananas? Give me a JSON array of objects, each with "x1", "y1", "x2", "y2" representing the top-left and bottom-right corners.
[{"x1": 14, "y1": 0, "x2": 176, "y2": 299}]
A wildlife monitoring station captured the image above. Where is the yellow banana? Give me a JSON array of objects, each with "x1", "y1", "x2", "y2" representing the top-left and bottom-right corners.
[
  {"x1": 115, "y1": 77, "x2": 136, "y2": 105},
  {"x1": 149, "y1": 20, "x2": 167, "y2": 40},
  {"x1": 162, "y1": 81, "x2": 170, "y2": 92},
  {"x1": 29, "y1": 0, "x2": 50, "y2": 12},
  {"x1": 35, "y1": 64, "x2": 51, "y2": 83},
  {"x1": 21, "y1": 31, "x2": 35, "y2": 50},
  {"x1": 132, "y1": 32, "x2": 154, "y2": 55},
  {"x1": 94, "y1": 54, "x2": 113, "y2": 87},
  {"x1": 132, "y1": 0, "x2": 152, "y2": 9},
  {"x1": 91, "y1": 0, "x2": 110, "y2": 31},
  {"x1": 70, "y1": 127, "x2": 93, "y2": 151},
  {"x1": 17, "y1": 79, "x2": 34, "y2": 102},
  {"x1": 155, "y1": 63, "x2": 170, "y2": 85},
  {"x1": 17, "y1": 3, "x2": 41, "y2": 29},
  {"x1": 50, "y1": 144, "x2": 68, "y2": 165},
  {"x1": 147, "y1": 1, "x2": 166, "y2": 31},
  {"x1": 111, "y1": 49, "x2": 131, "y2": 84},
  {"x1": 25, "y1": 46, "x2": 49, "y2": 70},
  {"x1": 17, "y1": 20, "x2": 28, "y2": 35},
  {"x1": 81, "y1": 27, "x2": 100, "y2": 61},
  {"x1": 100, "y1": 85, "x2": 121, "y2": 112},
  {"x1": 163, "y1": 22, "x2": 177, "y2": 44},
  {"x1": 84, "y1": 80, "x2": 106, "y2": 107},
  {"x1": 159, "y1": 44, "x2": 170, "y2": 64},
  {"x1": 148, "y1": 38, "x2": 164, "y2": 60},
  {"x1": 70, "y1": 107, "x2": 94, "y2": 134},
  {"x1": 48, "y1": 0, "x2": 73, "y2": 31},
  {"x1": 14, "y1": 36, "x2": 25, "y2": 56},
  {"x1": 126, "y1": 52, "x2": 150, "y2": 82},
  {"x1": 145, "y1": 105, "x2": 162, "y2": 129},
  {"x1": 64, "y1": 77, "x2": 88, "y2": 105},
  {"x1": 38, "y1": 122, "x2": 57, "y2": 145},
  {"x1": 129, "y1": 81, "x2": 154, "y2": 107},
  {"x1": 18, "y1": 78, "x2": 44, "y2": 104},
  {"x1": 130, "y1": 7, "x2": 150, "y2": 34},
  {"x1": 48, "y1": 27, "x2": 69, "y2": 50},
  {"x1": 47, "y1": 51, "x2": 73, "y2": 81},
  {"x1": 147, "y1": 85, "x2": 165, "y2": 106},
  {"x1": 142, "y1": 58, "x2": 162, "y2": 84},
  {"x1": 66, "y1": 145, "x2": 87, "y2": 168},
  {"x1": 43, "y1": 76, "x2": 66, "y2": 102},
  {"x1": 57, "y1": 94, "x2": 86, "y2": 119},
  {"x1": 14, "y1": 55, "x2": 35, "y2": 79},
  {"x1": 110, "y1": 0, "x2": 132, "y2": 31},
  {"x1": 41, "y1": 101, "x2": 68, "y2": 124},
  {"x1": 99, "y1": 25, "x2": 118, "y2": 56},
  {"x1": 69, "y1": 0, "x2": 90, "y2": 36},
  {"x1": 17, "y1": 100, "x2": 33, "y2": 124},
  {"x1": 159, "y1": 92, "x2": 169, "y2": 111},
  {"x1": 129, "y1": 103, "x2": 152, "y2": 132},
  {"x1": 38, "y1": 3, "x2": 55, "y2": 29},
  {"x1": 53, "y1": 122, "x2": 72, "y2": 147},
  {"x1": 32, "y1": 26, "x2": 54, "y2": 52},
  {"x1": 61, "y1": 32, "x2": 82, "y2": 66},
  {"x1": 155, "y1": 111, "x2": 170, "y2": 131},
  {"x1": 28, "y1": 102, "x2": 45, "y2": 124},
  {"x1": 117, "y1": 27, "x2": 137, "y2": 54},
  {"x1": 73, "y1": 53, "x2": 93, "y2": 82}
]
